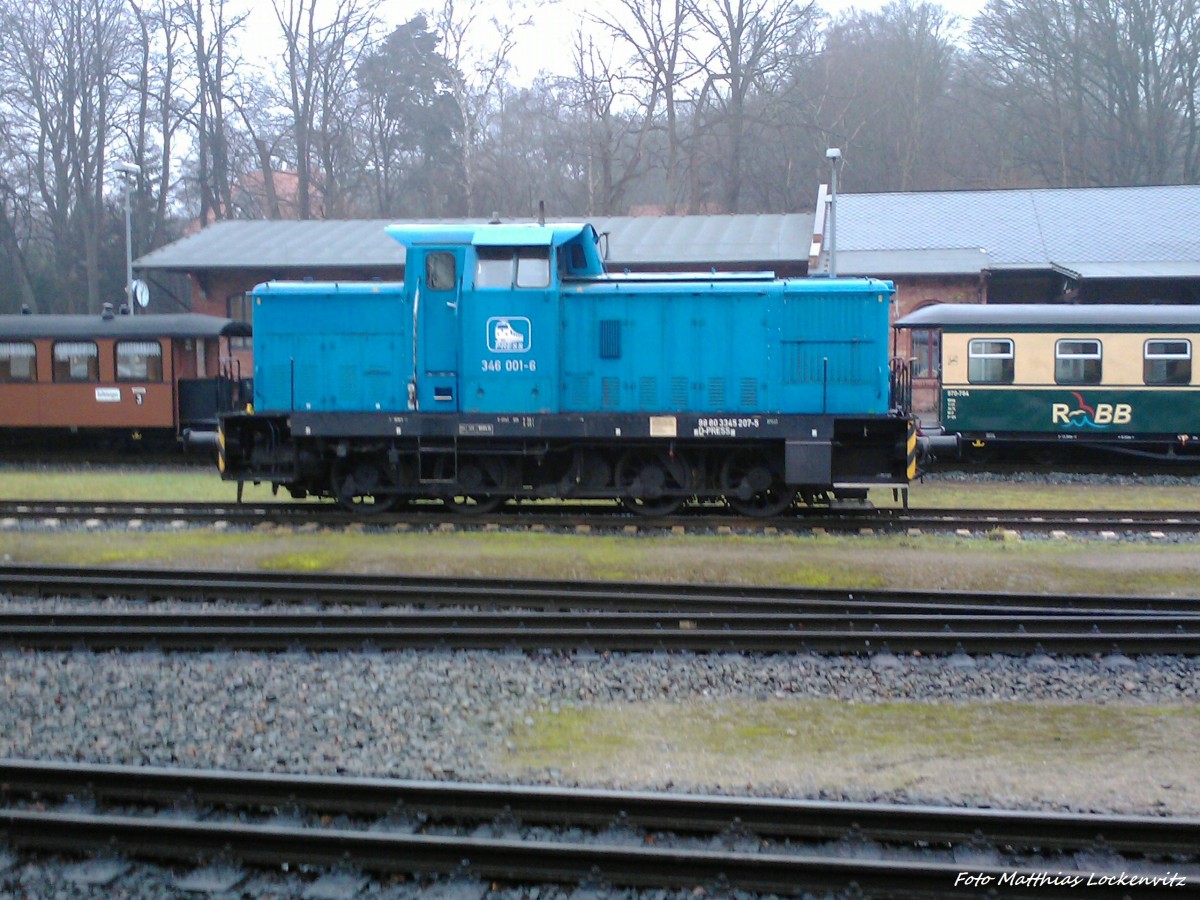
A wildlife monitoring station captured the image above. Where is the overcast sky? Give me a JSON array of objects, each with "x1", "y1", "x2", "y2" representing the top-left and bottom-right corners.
[{"x1": 503, "y1": 0, "x2": 989, "y2": 83}]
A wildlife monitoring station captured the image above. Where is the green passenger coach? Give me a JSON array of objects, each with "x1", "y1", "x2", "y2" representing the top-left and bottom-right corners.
[{"x1": 894, "y1": 304, "x2": 1200, "y2": 463}]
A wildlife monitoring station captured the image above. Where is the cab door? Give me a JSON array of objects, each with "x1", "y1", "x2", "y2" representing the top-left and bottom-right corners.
[{"x1": 412, "y1": 247, "x2": 465, "y2": 411}]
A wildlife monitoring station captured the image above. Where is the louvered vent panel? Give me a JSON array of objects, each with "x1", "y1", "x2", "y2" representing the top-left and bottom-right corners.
[
  {"x1": 740, "y1": 378, "x2": 758, "y2": 409},
  {"x1": 570, "y1": 376, "x2": 590, "y2": 408},
  {"x1": 670, "y1": 377, "x2": 689, "y2": 407},
  {"x1": 639, "y1": 376, "x2": 657, "y2": 409},
  {"x1": 707, "y1": 377, "x2": 726, "y2": 408},
  {"x1": 601, "y1": 377, "x2": 620, "y2": 409},
  {"x1": 599, "y1": 320, "x2": 622, "y2": 359}
]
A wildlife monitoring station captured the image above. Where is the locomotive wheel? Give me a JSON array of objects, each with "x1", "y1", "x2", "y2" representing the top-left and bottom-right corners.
[
  {"x1": 444, "y1": 457, "x2": 514, "y2": 515},
  {"x1": 719, "y1": 450, "x2": 795, "y2": 517},
  {"x1": 330, "y1": 459, "x2": 398, "y2": 515},
  {"x1": 615, "y1": 448, "x2": 691, "y2": 516}
]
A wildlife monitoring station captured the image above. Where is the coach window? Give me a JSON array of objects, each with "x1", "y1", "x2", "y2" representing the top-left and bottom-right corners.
[
  {"x1": 52, "y1": 341, "x2": 99, "y2": 382},
  {"x1": 967, "y1": 338, "x2": 1014, "y2": 384},
  {"x1": 0, "y1": 342, "x2": 36, "y2": 382},
  {"x1": 515, "y1": 248, "x2": 550, "y2": 288},
  {"x1": 475, "y1": 248, "x2": 513, "y2": 288},
  {"x1": 116, "y1": 341, "x2": 163, "y2": 382},
  {"x1": 1055, "y1": 339, "x2": 1102, "y2": 384},
  {"x1": 1144, "y1": 339, "x2": 1191, "y2": 385}
]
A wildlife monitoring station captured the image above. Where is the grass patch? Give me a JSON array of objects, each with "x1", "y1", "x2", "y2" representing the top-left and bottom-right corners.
[
  {"x1": 504, "y1": 699, "x2": 1200, "y2": 798},
  {"x1": 2, "y1": 529, "x2": 1200, "y2": 596}
]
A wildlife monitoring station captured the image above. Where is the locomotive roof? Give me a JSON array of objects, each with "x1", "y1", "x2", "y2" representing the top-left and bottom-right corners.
[
  {"x1": 0, "y1": 312, "x2": 251, "y2": 340},
  {"x1": 895, "y1": 303, "x2": 1200, "y2": 329}
]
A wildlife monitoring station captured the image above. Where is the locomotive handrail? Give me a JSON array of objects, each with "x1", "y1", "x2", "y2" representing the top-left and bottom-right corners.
[{"x1": 890, "y1": 356, "x2": 913, "y2": 415}]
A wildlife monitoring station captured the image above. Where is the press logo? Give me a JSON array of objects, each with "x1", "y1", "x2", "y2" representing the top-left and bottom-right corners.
[
  {"x1": 1051, "y1": 392, "x2": 1132, "y2": 428},
  {"x1": 487, "y1": 316, "x2": 531, "y2": 353}
]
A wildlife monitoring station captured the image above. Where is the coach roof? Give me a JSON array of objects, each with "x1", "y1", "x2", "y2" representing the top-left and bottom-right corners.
[
  {"x1": 0, "y1": 313, "x2": 251, "y2": 340},
  {"x1": 896, "y1": 303, "x2": 1200, "y2": 329}
]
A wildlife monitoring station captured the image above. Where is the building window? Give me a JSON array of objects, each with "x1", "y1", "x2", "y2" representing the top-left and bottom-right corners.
[
  {"x1": 1055, "y1": 339, "x2": 1102, "y2": 384},
  {"x1": 1144, "y1": 339, "x2": 1191, "y2": 385},
  {"x1": 53, "y1": 341, "x2": 99, "y2": 382},
  {"x1": 0, "y1": 342, "x2": 36, "y2": 382},
  {"x1": 116, "y1": 340, "x2": 163, "y2": 382},
  {"x1": 910, "y1": 328, "x2": 940, "y2": 378},
  {"x1": 967, "y1": 338, "x2": 1014, "y2": 384},
  {"x1": 227, "y1": 292, "x2": 252, "y2": 349}
]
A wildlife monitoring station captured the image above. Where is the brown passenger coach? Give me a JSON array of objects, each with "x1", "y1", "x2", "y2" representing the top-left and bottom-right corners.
[{"x1": 0, "y1": 305, "x2": 250, "y2": 450}]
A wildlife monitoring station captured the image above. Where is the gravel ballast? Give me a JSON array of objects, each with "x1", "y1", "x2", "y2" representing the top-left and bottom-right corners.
[{"x1": 2, "y1": 647, "x2": 1197, "y2": 816}]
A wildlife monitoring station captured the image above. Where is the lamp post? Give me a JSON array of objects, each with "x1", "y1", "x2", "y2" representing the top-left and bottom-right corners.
[
  {"x1": 115, "y1": 161, "x2": 141, "y2": 314},
  {"x1": 825, "y1": 148, "x2": 842, "y2": 277}
]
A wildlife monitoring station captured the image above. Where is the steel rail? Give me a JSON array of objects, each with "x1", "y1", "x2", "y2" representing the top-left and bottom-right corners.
[
  {"x1": 4, "y1": 564, "x2": 1199, "y2": 615},
  {"x1": 4, "y1": 499, "x2": 1200, "y2": 534},
  {"x1": 4, "y1": 759, "x2": 1197, "y2": 853},
  {"x1": 3, "y1": 609, "x2": 1198, "y2": 633},
  {"x1": 2, "y1": 808, "x2": 1142, "y2": 898},
  {"x1": 0, "y1": 760, "x2": 1194, "y2": 896},
  {"x1": 2, "y1": 616, "x2": 1198, "y2": 654}
]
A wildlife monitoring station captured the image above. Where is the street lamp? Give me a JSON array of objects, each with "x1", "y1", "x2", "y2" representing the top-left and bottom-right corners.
[
  {"x1": 825, "y1": 148, "x2": 842, "y2": 277},
  {"x1": 115, "y1": 161, "x2": 141, "y2": 314}
]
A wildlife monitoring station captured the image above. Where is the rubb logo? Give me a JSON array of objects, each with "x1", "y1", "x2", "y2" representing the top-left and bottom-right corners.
[{"x1": 1050, "y1": 392, "x2": 1132, "y2": 428}]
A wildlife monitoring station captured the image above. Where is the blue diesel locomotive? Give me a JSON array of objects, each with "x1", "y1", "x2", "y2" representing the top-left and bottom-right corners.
[{"x1": 217, "y1": 221, "x2": 916, "y2": 515}]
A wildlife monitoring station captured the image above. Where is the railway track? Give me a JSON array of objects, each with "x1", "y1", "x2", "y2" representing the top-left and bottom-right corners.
[
  {"x1": 4, "y1": 498, "x2": 1200, "y2": 534},
  {"x1": 1, "y1": 760, "x2": 1195, "y2": 896},
  {"x1": 3, "y1": 565, "x2": 1198, "y2": 655}
]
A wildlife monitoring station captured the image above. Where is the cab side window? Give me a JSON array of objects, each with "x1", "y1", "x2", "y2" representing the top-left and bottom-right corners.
[
  {"x1": 426, "y1": 252, "x2": 457, "y2": 291},
  {"x1": 967, "y1": 338, "x2": 1014, "y2": 384},
  {"x1": 515, "y1": 248, "x2": 550, "y2": 288},
  {"x1": 475, "y1": 248, "x2": 513, "y2": 288},
  {"x1": 1144, "y1": 339, "x2": 1191, "y2": 385},
  {"x1": 1055, "y1": 339, "x2": 1102, "y2": 385}
]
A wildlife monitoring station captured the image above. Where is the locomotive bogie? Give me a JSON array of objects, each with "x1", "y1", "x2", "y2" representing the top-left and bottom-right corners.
[{"x1": 220, "y1": 222, "x2": 915, "y2": 515}]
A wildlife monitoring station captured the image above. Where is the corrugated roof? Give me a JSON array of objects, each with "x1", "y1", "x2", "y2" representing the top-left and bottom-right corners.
[
  {"x1": 135, "y1": 214, "x2": 813, "y2": 271},
  {"x1": 818, "y1": 184, "x2": 1200, "y2": 278}
]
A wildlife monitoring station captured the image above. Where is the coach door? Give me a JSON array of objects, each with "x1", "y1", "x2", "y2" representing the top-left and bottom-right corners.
[{"x1": 412, "y1": 247, "x2": 465, "y2": 411}]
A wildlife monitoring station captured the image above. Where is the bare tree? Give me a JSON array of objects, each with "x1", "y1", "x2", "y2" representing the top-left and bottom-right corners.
[
  {"x1": 181, "y1": 0, "x2": 246, "y2": 222},
  {"x1": 272, "y1": 0, "x2": 380, "y2": 219},
  {"x1": 970, "y1": 0, "x2": 1200, "y2": 186},
  {"x1": 433, "y1": 0, "x2": 530, "y2": 216},
  {"x1": 561, "y1": 29, "x2": 659, "y2": 214},
  {"x1": 593, "y1": 0, "x2": 697, "y2": 212},
  {"x1": 686, "y1": 0, "x2": 818, "y2": 211},
  {"x1": 0, "y1": 0, "x2": 134, "y2": 312}
]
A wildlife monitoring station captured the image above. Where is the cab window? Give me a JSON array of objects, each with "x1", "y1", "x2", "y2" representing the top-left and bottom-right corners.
[
  {"x1": 1055, "y1": 339, "x2": 1102, "y2": 384},
  {"x1": 515, "y1": 248, "x2": 550, "y2": 288},
  {"x1": 426, "y1": 252, "x2": 457, "y2": 291},
  {"x1": 475, "y1": 248, "x2": 513, "y2": 288},
  {"x1": 967, "y1": 338, "x2": 1014, "y2": 384},
  {"x1": 116, "y1": 340, "x2": 163, "y2": 382},
  {"x1": 0, "y1": 341, "x2": 36, "y2": 382},
  {"x1": 1144, "y1": 339, "x2": 1191, "y2": 385},
  {"x1": 53, "y1": 341, "x2": 99, "y2": 382}
]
